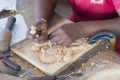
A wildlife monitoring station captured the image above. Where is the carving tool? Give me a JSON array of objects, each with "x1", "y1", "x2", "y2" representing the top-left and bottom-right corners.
[
  {"x1": 0, "y1": 16, "x2": 16, "y2": 53},
  {"x1": 0, "y1": 68, "x2": 23, "y2": 78},
  {"x1": 0, "y1": 54, "x2": 23, "y2": 78},
  {"x1": 2, "y1": 57, "x2": 34, "y2": 77},
  {"x1": 0, "y1": 54, "x2": 12, "y2": 59}
]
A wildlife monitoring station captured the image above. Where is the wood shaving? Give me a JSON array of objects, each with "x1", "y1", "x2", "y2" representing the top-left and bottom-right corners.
[
  {"x1": 46, "y1": 47, "x2": 57, "y2": 55},
  {"x1": 30, "y1": 43, "x2": 40, "y2": 52},
  {"x1": 55, "y1": 54, "x2": 64, "y2": 62},
  {"x1": 48, "y1": 40, "x2": 53, "y2": 48},
  {"x1": 40, "y1": 48, "x2": 57, "y2": 64},
  {"x1": 30, "y1": 38, "x2": 95, "y2": 64},
  {"x1": 63, "y1": 50, "x2": 73, "y2": 62},
  {"x1": 29, "y1": 29, "x2": 36, "y2": 35}
]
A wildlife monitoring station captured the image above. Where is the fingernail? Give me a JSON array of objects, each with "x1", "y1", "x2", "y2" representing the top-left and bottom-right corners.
[
  {"x1": 31, "y1": 26, "x2": 37, "y2": 30},
  {"x1": 35, "y1": 34, "x2": 39, "y2": 38}
]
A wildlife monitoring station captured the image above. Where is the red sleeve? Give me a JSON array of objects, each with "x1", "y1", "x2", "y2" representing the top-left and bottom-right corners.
[{"x1": 112, "y1": 0, "x2": 120, "y2": 9}]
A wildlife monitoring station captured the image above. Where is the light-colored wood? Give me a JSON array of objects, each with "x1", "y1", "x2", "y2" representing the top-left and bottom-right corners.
[
  {"x1": 11, "y1": 39, "x2": 99, "y2": 75},
  {"x1": 10, "y1": 15, "x2": 105, "y2": 75},
  {"x1": 76, "y1": 60, "x2": 120, "y2": 80}
]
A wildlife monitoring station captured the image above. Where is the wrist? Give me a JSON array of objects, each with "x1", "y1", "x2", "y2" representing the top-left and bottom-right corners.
[
  {"x1": 33, "y1": 18, "x2": 48, "y2": 29},
  {"x1": 75, "y1": 23, "x2": 88, "y2": 38}
]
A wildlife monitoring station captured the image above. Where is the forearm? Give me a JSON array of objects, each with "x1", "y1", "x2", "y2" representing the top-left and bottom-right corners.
[
  {"x1": 76, "y1": 17, "x2": 120, "y2": 38},
  {"x1": 34, "y1": 0, "x2": 57, "y2": 22}
]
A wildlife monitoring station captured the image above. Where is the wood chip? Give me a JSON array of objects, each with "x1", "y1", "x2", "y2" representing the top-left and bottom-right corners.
[
  {"x1": 30, "y1": 38, "x2": 96, "y2": 64},
  {"x1": 29, "y1": 29, "x2": 37, "y2": 35}
]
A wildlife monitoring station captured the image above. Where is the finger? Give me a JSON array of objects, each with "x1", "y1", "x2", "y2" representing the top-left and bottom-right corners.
[
  {"x1": 36, "y1": 34, "x2": 48, "y2": 42},
  {"x1": 50, "y1": 34, "x2": 62, "y2": 43},
  {"x1": 34, "y1": 38, "x2": 45, "y2": 43},
  {"x1": 55, "y1": 34, "x2": 65, "y2": 45},
  {"x1": 27, "y1": 32, "x2": 35, "y2": 40},
  {"x1": 34, "y1": 38, "x2": 40, "y2": 43},
  {"x1": 62, "y1": 40, "x2": 71, "y2": 46},
  {"x1": 34, "y1": 38, "x2": 46, "y2": 43},
  {"x1": 56, "y1": 40, "x2": 64, "y2": 45},
  {"x1": 39, "y1": 40, "x2": 46, "y2": 43},
  {"x1": 33, "y1": 34, "x2": 45, "y2": 43},
  {"x1": 50, "y1": 37, "x2": 60, "y2": 43},
  {"x1": 49, "y1": 30, "x2": 60, "y2": 39},
  {"x1": 32, "y1": 19, "x2": 47, "y2": 32},
  {"x1": 49, "y1": 33, "x2": 57, "y2": 40},
  {"x1": 34, "y1": 21, "x2": 41, "y2": 28},
  {"x1": 41, "y1": 30, "x2": 47, "y2": 34},
  {"x1": 31, "y1": 26, "x2": 37, "y2": 30},
  {"x1": 40, "y1": 22, "x2": 47, "y2": 30}
]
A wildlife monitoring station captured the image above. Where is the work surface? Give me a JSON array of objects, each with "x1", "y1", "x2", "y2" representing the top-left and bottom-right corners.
[{"x1": 0, "y1": 0, "x2": 120, "y2": 80}]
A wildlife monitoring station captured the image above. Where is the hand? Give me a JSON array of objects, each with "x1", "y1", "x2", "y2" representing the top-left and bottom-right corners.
[
  {"x1": 27, "y1": 19, "x2": 48, "y2": 43},
  {"x1": 49, "y1": 23, "x2": 80, "y2": 45}
]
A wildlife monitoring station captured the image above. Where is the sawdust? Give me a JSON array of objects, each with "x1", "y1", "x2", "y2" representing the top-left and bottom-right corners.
[{"x1": 30, "y1": 38, "x2": 95, "y2": 64}]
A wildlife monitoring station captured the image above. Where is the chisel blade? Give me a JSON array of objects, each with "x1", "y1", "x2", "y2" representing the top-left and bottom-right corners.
[{"x1": 20, "y1": 68, "x2": 34, "y2": 77}]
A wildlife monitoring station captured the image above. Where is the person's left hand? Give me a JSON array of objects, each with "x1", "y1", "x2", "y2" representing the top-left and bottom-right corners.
[{"x1": 49, "y1": 23, "x2": 80, "y2": 45}]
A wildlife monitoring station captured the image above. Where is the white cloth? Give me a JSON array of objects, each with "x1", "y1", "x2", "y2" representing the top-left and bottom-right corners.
[
  {"x1": 0, "y1": 0, "x2": 16, "y2": 12},
  {"x1": 0, "y1": 14, "x2": 28, "y2": 45}
]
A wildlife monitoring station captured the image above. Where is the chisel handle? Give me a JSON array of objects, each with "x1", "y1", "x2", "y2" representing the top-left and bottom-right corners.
[
  {"x1": 5, "y1": 16, "x2": 16, "y2": 31},
  {"x1": 2, "y1": 57, "x2": 21, "y2": 71}
]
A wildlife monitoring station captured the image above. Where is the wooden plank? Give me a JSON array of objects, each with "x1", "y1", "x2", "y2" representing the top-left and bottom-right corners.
[
  {"x1": 11, "y1": 39, "x2": 106, "y2": 75},
  {"x1": 10, "y1": 14, "x2": 107, "y2": 75}
]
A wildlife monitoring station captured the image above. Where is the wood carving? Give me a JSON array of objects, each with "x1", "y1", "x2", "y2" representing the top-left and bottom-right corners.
[{"x1": 30, "y1": 38, "x2": 94, "y2": 64}]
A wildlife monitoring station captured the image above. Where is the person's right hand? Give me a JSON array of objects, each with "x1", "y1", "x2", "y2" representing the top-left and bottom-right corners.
[{"x1": 27, "y1": 19, "x2": 48, "y2": 43}]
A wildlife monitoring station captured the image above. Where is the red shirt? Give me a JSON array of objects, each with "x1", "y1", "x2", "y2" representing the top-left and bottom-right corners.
[{"x1": 68, "y1": 0, "x2": 120, "y2": 54}]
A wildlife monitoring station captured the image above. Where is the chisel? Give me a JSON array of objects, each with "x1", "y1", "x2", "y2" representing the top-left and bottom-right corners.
[
  {"x1": 2, "y1": 57, "x2": 34, "y2": 77},
  {"x1": 0, "y1": 54, "x2": 12, "y2": 59},
  {"x1": 0, "y1": 16, "x2": 16, "y2": 53},
  {"x1": 0, "y1": 68, "x2": 23, "y2": 78}
]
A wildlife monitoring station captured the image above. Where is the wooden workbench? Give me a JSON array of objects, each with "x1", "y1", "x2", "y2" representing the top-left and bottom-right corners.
[{"x1": 0, "y1": 0, "x2": 120, "y2": 80}]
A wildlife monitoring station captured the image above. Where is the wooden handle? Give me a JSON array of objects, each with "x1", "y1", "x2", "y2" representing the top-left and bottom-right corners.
[
  {"x1": 5, "y1": 16, "x2": 16, "y2": 31},
  {"x1": 47, "y1": 18, "x2": 72, "y2": 34},
  {"x1": 2, "y1": 58, "x2": 21, "y2": 71}
]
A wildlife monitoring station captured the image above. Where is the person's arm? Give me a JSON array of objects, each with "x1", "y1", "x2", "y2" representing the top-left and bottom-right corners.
[
  {"x1": 34, "y1": 0, "x2": 57, "y2": 22},
  {"x1": 49, "y1": 9, "x2": 120, "y2": 45},
  {"x1": 77, "y1": 9, "x2": 120, "y2": 38},
  {"x1": 27, "y1": 0, "x2": 58, "y2": 43}
]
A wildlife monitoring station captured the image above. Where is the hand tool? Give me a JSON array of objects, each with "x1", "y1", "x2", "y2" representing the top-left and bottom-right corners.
[
  {"x1": 0, "y1": 68, "x2": 23, "y2": 78},
  {"x1": 0, "y1": 54, "x2": 12, "y2": 59},
  {"x1": 2, "y1": 57, "x2": 34, "y2": 77},
  {"x1": 87, "y1": 31, "x2": 116, "y2": 48},
  {"x1": 0, "y1": 16, "x2": 16, "y2": 53},
  {"x1": 0, "y1": 54, "x2": 24, "y2": 78},
  {"x1": 27, "y1": 72, "x2": 82, "y2": 80}
]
